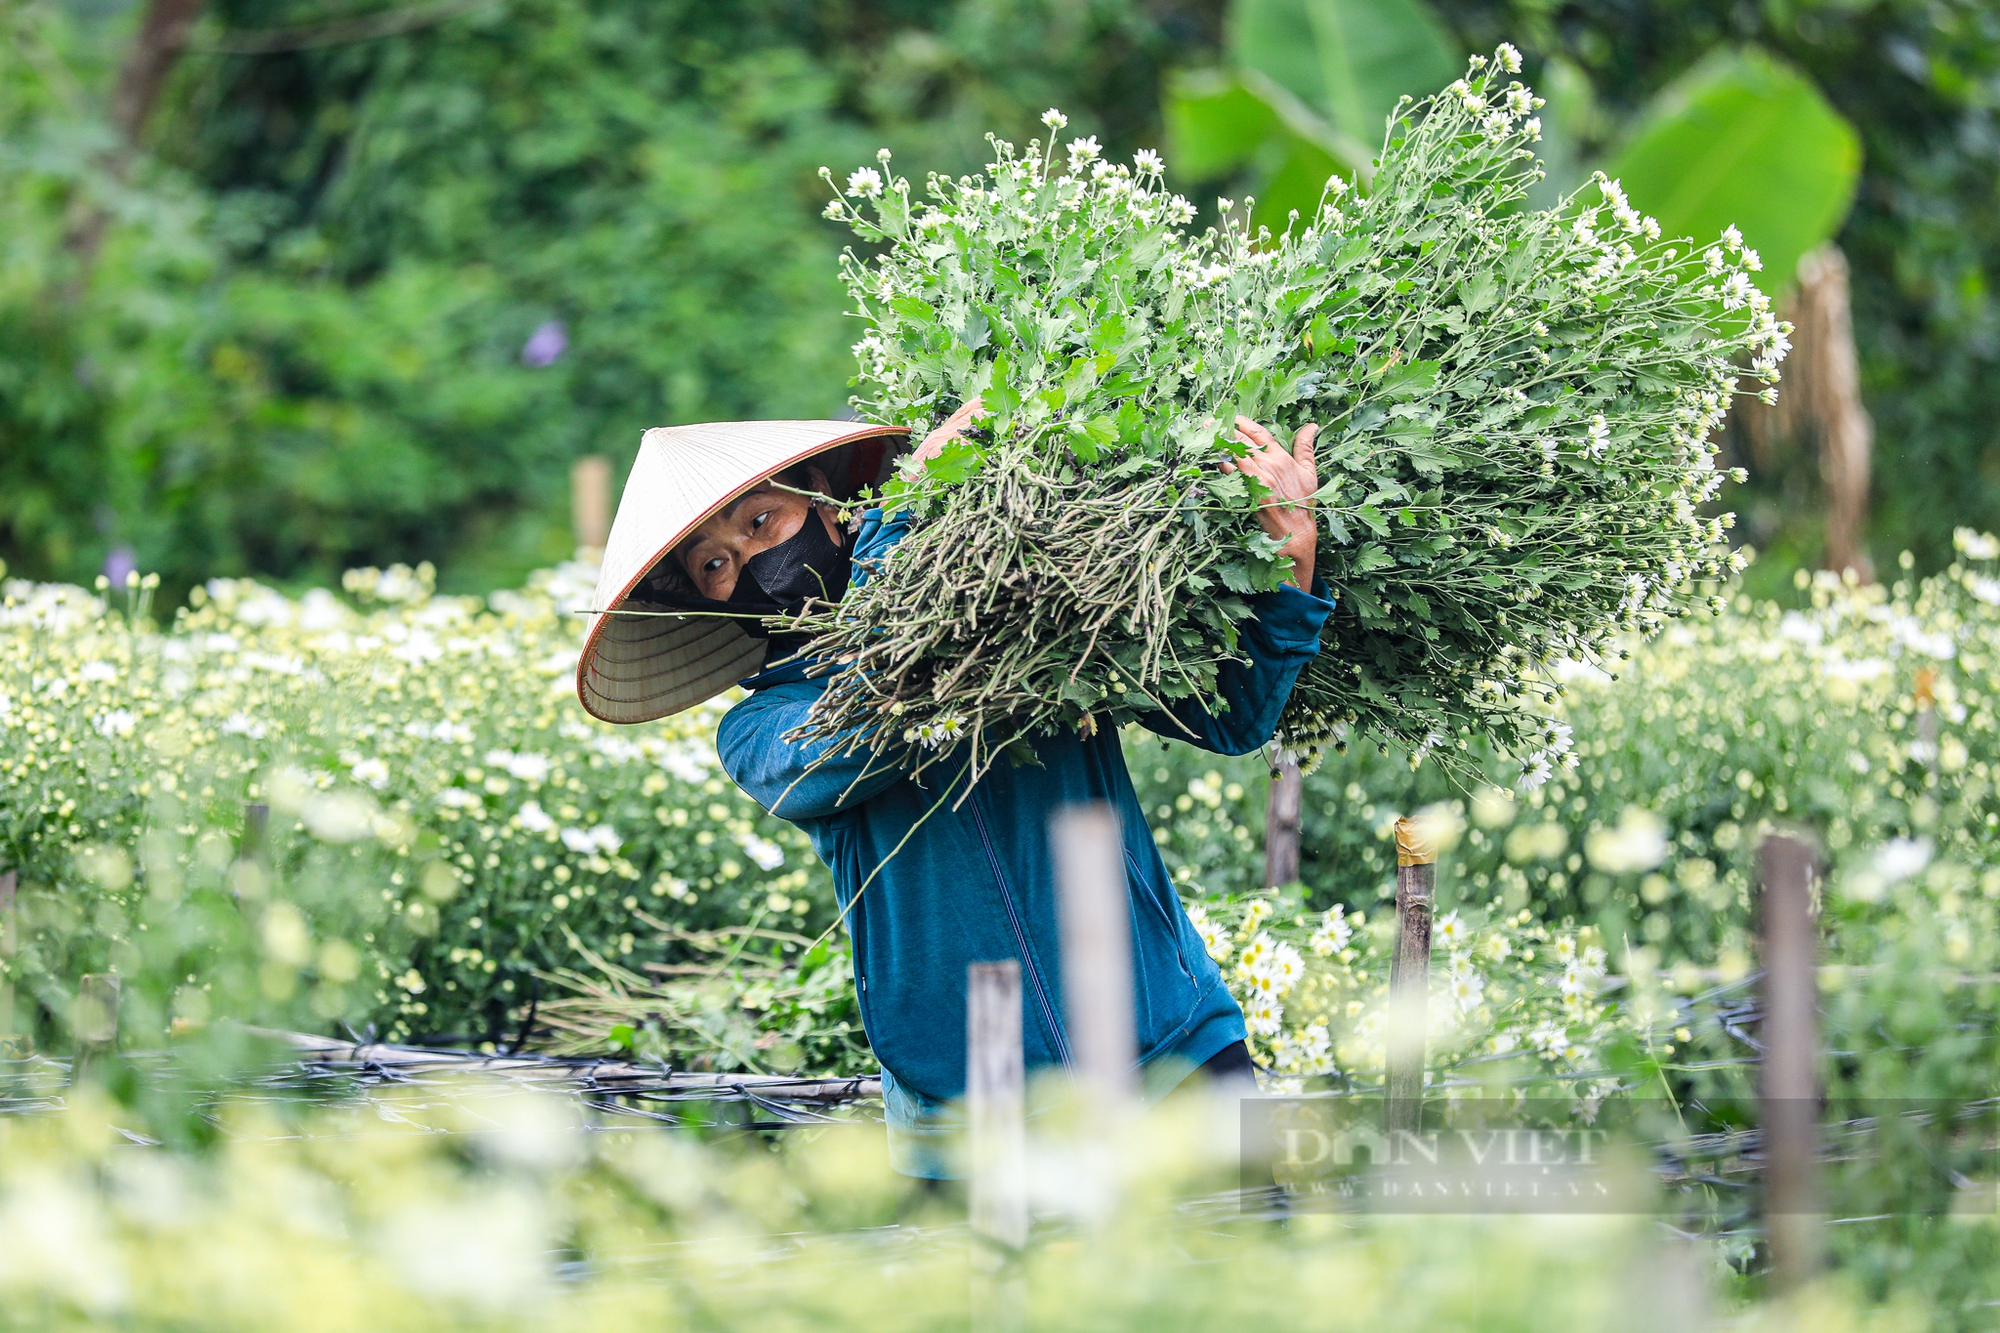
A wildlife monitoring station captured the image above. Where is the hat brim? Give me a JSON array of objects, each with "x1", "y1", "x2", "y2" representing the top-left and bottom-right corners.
[{"x1": 576, "y1": 421, "x2": 910, "y2": 725}]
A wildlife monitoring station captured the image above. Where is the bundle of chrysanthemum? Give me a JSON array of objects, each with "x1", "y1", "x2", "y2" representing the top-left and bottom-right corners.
[{"x1": 799, "y1": 46, "x2": 1785, "y2": 785}]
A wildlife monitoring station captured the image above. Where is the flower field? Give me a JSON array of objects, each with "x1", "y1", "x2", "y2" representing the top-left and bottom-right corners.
[
  {"x1": 6, "y1": 537, "x2": 2000, "y2": 1089},
  {"x1": 6, "y1": 539, "x2": 2000, "y2": 1324}
]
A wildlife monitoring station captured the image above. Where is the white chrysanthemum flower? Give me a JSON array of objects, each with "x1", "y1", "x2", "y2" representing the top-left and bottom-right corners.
[
  {"x1": 1065, "y1": 135, "x2": 1101, "y2": 170},
  {"x1": 1132, "y1": 147, "x2": 1164, "y2": 175},
  {"x1": 1524, "y1": 116, "x2": 1542, "y2": 141},
  {"x1": 1720, "y1": 271, "x2": 1753, "y2": 310},
  {"x1": 1587, "y1": 414, "x2": 1611, "y2": 459},
  {"x1": 1241, "y1": 964, "x2": 1281, "y2": 1002},
  {"x1": 1164, "y1": 195, "x2": 1197, "y2": 225},
  {"x1": 1234, "y1": 929, "x2": 1274, "y2": 974},
  {"x1": 1307, "y1": 904, "x2": 1351, "y2": 956},
  {"x1": 1244, "y1": 996, "x2": 1283, "y2": 1038},
  {"x1": 517, "y1": 800, "x2": 555, "y2": 833},
  {"x1": 1449, "y1": 968, "x2": 1485, "y2": 1013},
  {"x1": 1482, "y1": 110, "x2": 1511, "y2": 137},
  {"x1": 1041, "y1": 107, "x2": 1069, "y2": 130},
  {"x1": 1505, "y1": 87, "x2": 1534, "y2": 116},
  {"x1": 1497, "y1": 42, "x2": 1522, "y2": 72},
  {"x1": 1434, "y1": 911, "x2": 1469, "y2": 951},
  {"x1": 1196, "y1": 917, "x2": 1231, "y2": 962},
  {"x1": 1955, "y1": 528, "x2": 2000, "y2": 560},
  {"x1": 1517, "y1": 754, "x2": 1553, "y2": 790},
  {"x1": 845, "y1": 168, "x2": 884, "y2": 199},
  {"x1": 1271, "y1": 942, "x2": 1305, "y2": 992},
  {"x1": 1721, "y1": 223, "x2": 1743, "y2": 250},
  {"x1": 93, "y1": 709, "x2": 135, "y2": 738}
]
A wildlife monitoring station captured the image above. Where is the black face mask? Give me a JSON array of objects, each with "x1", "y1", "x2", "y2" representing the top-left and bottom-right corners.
[
  {"x1": 726, "y1": 504, "x2": 851, "y2": 614},
  {"x1": 640, "y1": 504, "x2": 851, "y2": 654}
]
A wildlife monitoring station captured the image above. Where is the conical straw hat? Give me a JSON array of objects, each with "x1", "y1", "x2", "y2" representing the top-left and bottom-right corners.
[{"x1": 577, "y1": 420, "x2": 909, "y2": 725}]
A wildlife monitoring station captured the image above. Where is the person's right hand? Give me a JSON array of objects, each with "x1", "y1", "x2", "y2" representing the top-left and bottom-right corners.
[{"x1": 908, "y1": 395, "x2": 984, "y2": 469}]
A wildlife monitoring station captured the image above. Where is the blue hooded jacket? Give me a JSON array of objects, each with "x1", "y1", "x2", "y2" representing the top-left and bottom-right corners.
[{"x1": 716, "y1": 509, "x2": 1334, "y2": 1174}]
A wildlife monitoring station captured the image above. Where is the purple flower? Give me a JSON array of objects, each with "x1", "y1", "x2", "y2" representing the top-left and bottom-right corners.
[
  {"x1": 520, "y1": 320, "x2": 568, "y2": 368},
  {"x1": 102, "y1": 546, "x2": 137, "y2": 587}
]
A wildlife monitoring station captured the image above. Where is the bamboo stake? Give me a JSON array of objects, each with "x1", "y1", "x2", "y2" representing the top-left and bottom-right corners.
[
  {"x1": 1385, "y1": 816, "x2": 1437, "y2": 1134},
  {"x1": 1263, "y1": 759, "x2": 1303, "y2": 889},
  {"x1": 1759, "y1": 831, "x2": 1823, "y2": 1291},
  {"x1": 240, "y1": 802, "x2": 270, "y2": 862},
  {"x1": 572, "y1": 456, "x2": 613, "y2": 563},
  {"x1": 1052, "y1": 802, "x2": 1136, "y2": 1223},
  {"x1": 967, "y1": 959, "x2": 1026, "y2": 1332},
  {"x1": 1052, "y1": 803, "x2": 1136, "y2": 1110},
  {"x1": 0, "y1": 871, "x2": 15, "y2": 1048},
  {"x1": 71, "y1": 973, "x2": 121, "y2": 1085}
]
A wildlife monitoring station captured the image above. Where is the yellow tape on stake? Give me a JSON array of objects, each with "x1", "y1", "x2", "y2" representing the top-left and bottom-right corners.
[{"x1": 1394, "y1": 817, "x2": 1438, "y2": 868}]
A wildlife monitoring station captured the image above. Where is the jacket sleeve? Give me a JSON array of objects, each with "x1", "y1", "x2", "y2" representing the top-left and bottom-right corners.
[
  {"x1": 716, "y1": 508, "x2": 920, "y2": 822},
  {"x1": 717, "y1": 680, "x2": 916, "y2": 822},
  {"x1": 1132, "y1": 578, "x2": 1336, "y2": 757}
]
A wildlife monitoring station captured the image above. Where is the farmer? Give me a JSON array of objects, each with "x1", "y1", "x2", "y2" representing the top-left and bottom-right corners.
[{"x1": 576, "y1": 408, "x2": 1330, "y2": 1176}]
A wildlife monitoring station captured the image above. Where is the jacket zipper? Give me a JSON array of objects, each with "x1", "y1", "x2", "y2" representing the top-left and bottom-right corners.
[
  {"x1": 968, "y1": 791, "x2": 1073, "y2": 1067},
  {"x1": 1128, "y1": 847, "x2": 1198, "y2": 989}
]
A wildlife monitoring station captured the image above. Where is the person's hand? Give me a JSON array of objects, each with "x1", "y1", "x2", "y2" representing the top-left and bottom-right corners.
[
  {"x1": 908, "y1": 395, "x2": 985, "y2": 469},
  {"x1": 1219, "y1": 416, "x2": 1320, "y2": 590}
]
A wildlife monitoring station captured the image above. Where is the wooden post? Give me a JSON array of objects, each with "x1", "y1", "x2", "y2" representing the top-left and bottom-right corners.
[
  {"x1": 1052, "y1": 803, "x2": 1136, "y2": 1108},
  {"x1": 241, "y1": 801, "x2": 270, "y2": 862},
  {"x1": 1914, "y1": 668, "x2": 1940, "y2": 777},
  {"x1": 1759, "y1": 831, "x2": 1823, "y2": 1291},
  {"x1": 71, "y1": 973, "x2": 121, "y2": 1084},
  {"x1": 1385, "y1": 816, "x2": 1437, "y2": 1134},
  {"x1": 571, "y1": 456, "x2": 613, "y2": 563},
  {"x1": 967, "y1": 960, "x2": 1026, "y2": 1330},
  {"x1": 0, "y1": 871, "x2": 15, "y2": 1046},
  {"x1": 1263, "y1": 759, "x2": 1303, "y2": 889}
]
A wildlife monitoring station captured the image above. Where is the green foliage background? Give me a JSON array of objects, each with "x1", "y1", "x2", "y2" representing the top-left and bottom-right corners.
[
  {"x1": 6, "y1": 0, "x2": 2000, "y2": 600},
  {"x1": 1, "y1": 0, "x2": 1215, "y2": 597}
]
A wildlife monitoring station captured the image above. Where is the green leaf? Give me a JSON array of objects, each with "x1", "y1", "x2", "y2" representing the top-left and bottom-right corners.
[
  {"x1": 1249, "y1": 131, "x2": 1347, "y2": 235},
  {"x1": 1228, "y1": 0, "x2": 1460, "y2": 147},
  {"x1": 1164, "y1": 69, "x2": 1280, "y2": 181},
  {"x1": 1353, "y1": 542, "x2": 1393, "y2": 573},
  {"x1": 1217, "y1": 560, "x2": 1259, "y2": 594},
  {"x1": 1606, "y1": 46, "x2": 1860, "y2": 289},
  {"x1": 925, "y1": 438, "x2": 985, "y2": 484},
  {"x1": 1378, "y1": 357, "x2": 1440, "y2": 398}
]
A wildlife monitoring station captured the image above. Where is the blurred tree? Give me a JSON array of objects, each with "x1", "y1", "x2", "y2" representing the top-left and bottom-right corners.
[
  {"x1": 1432, "y1": 0, "x2": 2000, "y2": 587},
  {"x1": 1, "y1": 0, "x2": 1221, "y2": 596},
  {"x1": 1164, "y1": 0, "x2": 2000, "y2": 593}
]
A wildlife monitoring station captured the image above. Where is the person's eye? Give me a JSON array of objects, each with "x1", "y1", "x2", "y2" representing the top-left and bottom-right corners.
[
  {"x1": 702, "y1": 556, "x2": 725, "y2": 575},
  {"x1": 751, "y1": 509, "x2": 772, "y2": 531}
]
